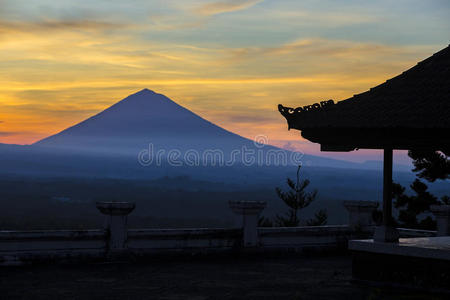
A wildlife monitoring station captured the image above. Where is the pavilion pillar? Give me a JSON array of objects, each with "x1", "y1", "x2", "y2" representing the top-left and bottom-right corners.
[{"x1": 374, "y1": 148, "x2": 399, "y2": 243}]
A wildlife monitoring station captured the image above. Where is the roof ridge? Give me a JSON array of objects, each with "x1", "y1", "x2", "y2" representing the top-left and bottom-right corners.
[
  {"x1": 336, "y1": 44, "x2": 450, "y2": 105},
  {"x1": 278, "y1": 44, "x2": 450, "y2": 132}
]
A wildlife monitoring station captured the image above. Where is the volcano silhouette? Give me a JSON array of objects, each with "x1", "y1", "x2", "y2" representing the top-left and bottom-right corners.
[
  {"x1": 35, "y1": 89, "x2": 271, "y2": 157},
  {"x1": 32, "y1": 89, "x2": 361, "y2": 169},
  {"x1": 0, "y1": 89, "x2": 387, "y2": 180}
]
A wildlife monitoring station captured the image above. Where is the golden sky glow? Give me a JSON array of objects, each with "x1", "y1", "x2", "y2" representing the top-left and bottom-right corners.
[{"x1": 0, "y1": 0, "x2": 448, "y2": 161}]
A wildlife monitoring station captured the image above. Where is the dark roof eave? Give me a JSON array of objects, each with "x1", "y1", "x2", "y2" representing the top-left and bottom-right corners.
[{"x1": 300, "y1": 128, "x2": 450, "y2": 153}]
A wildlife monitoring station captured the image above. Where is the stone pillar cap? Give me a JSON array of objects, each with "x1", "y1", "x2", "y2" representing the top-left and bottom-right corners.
[
  {"x1": 229, "y1": 201, "x2": 266, "y2": 215},
  {"x1": 343, "y1": 200, "x2": 379, "y2": 209},
  {"x1": 96, "y1": 202, "x2": 136, "y2": 216}
]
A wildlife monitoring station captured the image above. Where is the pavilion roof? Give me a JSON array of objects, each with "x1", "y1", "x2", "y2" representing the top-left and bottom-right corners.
[
  {"x1": 279, "y1": 45, "x2": 450, "y2": 130},
  {"x1": 278, "y1": 45, "x2": 450, "y2": 152}
]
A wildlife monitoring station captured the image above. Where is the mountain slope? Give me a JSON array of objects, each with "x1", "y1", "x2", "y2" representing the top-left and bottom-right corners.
[
  {"x1": 35, "y1": 89, "x2": 247, "y2": 153},
  {"x1": 30, "y1": 89, "x2": 372, "y2": 170}
]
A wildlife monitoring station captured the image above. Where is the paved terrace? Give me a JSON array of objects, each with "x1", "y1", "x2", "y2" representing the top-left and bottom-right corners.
[
  {"x1": 1, "y1": 200, "x2": 449, "y2": 297},
  {"x1": 0, "y1": 255, "x2": 446, "y2": 300}
]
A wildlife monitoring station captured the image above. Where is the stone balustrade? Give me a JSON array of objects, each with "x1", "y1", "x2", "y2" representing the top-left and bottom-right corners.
[
  {"x1": 0, "y1": 229, "x2": 106, "y2": 265},
  {"x1": 0, "y1": 200, "x2": 442, "y2": 265}
]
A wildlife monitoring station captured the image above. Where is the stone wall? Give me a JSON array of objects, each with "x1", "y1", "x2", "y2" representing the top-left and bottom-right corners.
[
  {"x1": 258, "y1": 226, "x2": 353, "y2": 251},
  {"x1": 0, "y1": 200, "x2": 443, "y2": 265},
  {"x1": 127, "y1": 228, "x2": 241, "y2": 255},
  {"x1": 0, "y1": 230, "x2": 106, "y2": 265}
]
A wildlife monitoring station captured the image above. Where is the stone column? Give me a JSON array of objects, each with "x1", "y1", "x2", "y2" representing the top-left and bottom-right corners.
[
  {"x1": 343, "y1": 200, "x2": 379, "y2": 229},
  {"x1": 96, "y1": 202, "x2": 135, "y2": 253},
  {"x1": 229, "y1": 201, "x2": 266, "y2": 247},
  {"x1": 374, "y1": 148, "x2": 399, "y2": 242},
  {"x1": 430, "y1": 205, "x2": 450, "y2": 236}
]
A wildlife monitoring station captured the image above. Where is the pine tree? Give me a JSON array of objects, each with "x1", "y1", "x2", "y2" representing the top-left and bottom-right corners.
[
  {"x1": 408, "y1": 150, "x2": 450, "y2": 182},
  {"x1": 393, "y1": 179, "x2": 440, "y2": 229},
  {"x1": 392, "y1": 150, "x2": 449, "y2": 230},
  {"x1": 306, "y1": 209, "x2": 328, "y2": 226},
  {"x1": 274, "y1": 165, "x2": 327, "y2": 227}
]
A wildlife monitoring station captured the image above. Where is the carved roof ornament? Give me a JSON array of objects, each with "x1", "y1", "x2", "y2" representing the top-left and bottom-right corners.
[
  {"x1": 278, "y1": 100, "x2": 335, "y2": 129},
  {"x1": 278, "y1": 100, "x2": 334, "y2": 116}
]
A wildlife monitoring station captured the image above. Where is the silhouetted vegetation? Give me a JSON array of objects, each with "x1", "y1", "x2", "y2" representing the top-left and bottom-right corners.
[
  {"x1": 393, "y1": 179, "x2": 439, "y2": 229},
  {"x1": 409, "y1": 150, "x2": 450, "y2": 182},
  {"x1": 393, "y1": 150, "x2": 449, "y2": 230},
  {"x1": 1, "y1": 166, "x2": 447, "y2": 230},
  {"x1": 260, "y1": 166, "x2": 328, "y2": 227},
  {"x1": 306, "y1": 209, "x2": 328, "y2": 226},
  {"x1": 258, "y1": 216, "x2": 274, "y2": 227}
]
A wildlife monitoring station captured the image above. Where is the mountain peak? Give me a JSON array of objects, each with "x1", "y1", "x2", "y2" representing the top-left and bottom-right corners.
[
  {"x1": 136, "y1": 88, "x2": 155, "y2": 94},
  {"x1": 125, "y1": 88, "x2": 157, "y2": 100},
  {"x1": 117, "y1": 89, "x2": 173, "y2": 107},
  {"x1": 34, "y1": 89, "x2": 239, "y2": 150}
]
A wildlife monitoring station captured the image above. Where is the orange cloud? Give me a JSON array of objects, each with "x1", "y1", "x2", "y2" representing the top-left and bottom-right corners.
[
  {"x1": 195, "y1": 0, "x2": 262, "y2": 16},
  {"x1": 0, "y1": 19, "x2": 127, "y2": 37},
  {"x1": 0, "y1": 20, "x2": 443, "y2": 146}
]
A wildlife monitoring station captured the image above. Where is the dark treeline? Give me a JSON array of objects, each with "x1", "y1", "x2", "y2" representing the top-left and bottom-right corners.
[{"x1": 0, "y1": 167, "x2": 446, "y2": 230}]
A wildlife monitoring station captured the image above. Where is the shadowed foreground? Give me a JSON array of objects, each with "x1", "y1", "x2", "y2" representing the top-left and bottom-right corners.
[{"x1": 0, "y1": 255, "x2": 444, "y2": 300}]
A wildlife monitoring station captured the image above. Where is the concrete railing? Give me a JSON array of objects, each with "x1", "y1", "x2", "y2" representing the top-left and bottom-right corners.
[
  {"x1": 258, "y1": 225, "x2": 354, "y2": 251},
  {"x1": 0, "y1": 229, "x2": 106, "y2": 265},
  {"x1": 0, "y1": 200, "x2": 445, "y2": 265},
  {"x1": 127, "y1": 228, "x2": 241, "y2": 255}
]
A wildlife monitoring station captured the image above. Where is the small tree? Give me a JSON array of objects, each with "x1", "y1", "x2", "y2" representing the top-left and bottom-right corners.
[
  {"x1": 274, "y1": 165, "x2": 327, "y2": 226},
  {"x1": 408, "y1": 150, "x2": 449, "y2": 182},
  {"x1": 306, "y1": 209, "x2": 328, "y2": 226},
  {"x1": 393, "y1": 179, "x2": 441, "y2": 229},
  {"x1": 258, "y1": 216, "x2": 273, "y2": 227},
  {"x1": 393, "y1": 150, "x2": 449, "y2": 230}
]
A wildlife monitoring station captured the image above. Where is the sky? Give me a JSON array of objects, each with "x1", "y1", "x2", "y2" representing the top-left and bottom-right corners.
[{"x1": 0, "y1": 0, "x2": 449, "y2": 163}]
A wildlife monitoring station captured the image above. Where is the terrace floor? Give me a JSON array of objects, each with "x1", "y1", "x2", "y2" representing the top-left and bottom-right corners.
[{"x1": 0, "y1": 255, "x2": 446, "y2": 300}]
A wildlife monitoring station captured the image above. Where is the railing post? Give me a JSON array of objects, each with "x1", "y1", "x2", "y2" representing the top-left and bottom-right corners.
[
  {"x1": 96, "y1": 202, "x2": 135, "y2": 256},
  {"x1": 343, "y1": 200, "x2": 379, "y2": 229},
  {"x1": 430, "y1": 205, "x2": 450, "y2": 236},
  {"x1": 229, "y1": 201, "x2": 266, "y2": 247}
]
